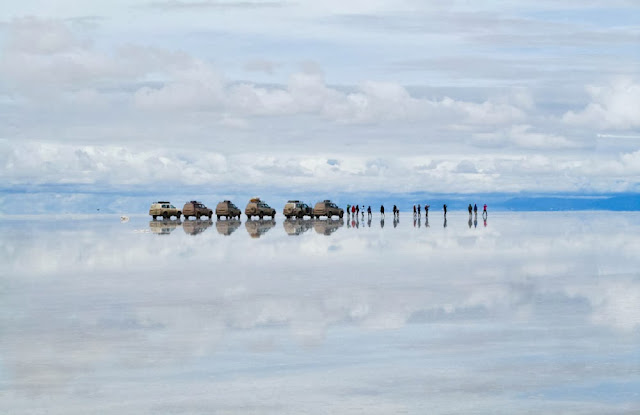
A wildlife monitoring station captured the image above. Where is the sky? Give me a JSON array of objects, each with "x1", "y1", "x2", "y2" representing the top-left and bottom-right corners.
[{"x1": 1, "y1": 1, "x2": 639, "y2": 208}]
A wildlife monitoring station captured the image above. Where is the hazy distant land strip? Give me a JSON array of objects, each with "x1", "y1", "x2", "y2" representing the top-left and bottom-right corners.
[{"x1": 0, "y1": 189, "x2": 639, "y2": 214}]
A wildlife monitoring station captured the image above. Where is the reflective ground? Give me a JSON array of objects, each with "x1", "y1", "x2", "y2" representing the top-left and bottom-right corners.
[{"x1": 1, "y1": 212, "x2": 639, "y2": 414}]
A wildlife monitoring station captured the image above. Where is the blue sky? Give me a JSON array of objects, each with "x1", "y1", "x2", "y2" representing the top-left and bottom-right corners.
[{"x1": 1, "y1": 1, "x2": 639, "y2": 211}]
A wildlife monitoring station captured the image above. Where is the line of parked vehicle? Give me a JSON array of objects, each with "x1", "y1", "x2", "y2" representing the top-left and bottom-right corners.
[{"x1": 149, "y1": 198, "x2": 345, "y2": 220}]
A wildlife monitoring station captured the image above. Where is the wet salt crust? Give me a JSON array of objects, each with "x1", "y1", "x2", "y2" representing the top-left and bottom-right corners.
[{"x1": 1, "y1": 212, "x2": 639, "y2": 414}]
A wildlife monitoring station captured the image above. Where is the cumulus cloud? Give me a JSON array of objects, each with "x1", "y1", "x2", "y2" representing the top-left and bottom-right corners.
[{"x1": 563, "y1": 79, "x2": 640, "y2": 130}]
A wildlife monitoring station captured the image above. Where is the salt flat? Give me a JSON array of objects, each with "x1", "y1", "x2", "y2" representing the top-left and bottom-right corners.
[{"x1": 1, "y1": 212, "x2": 639, "y2": 414}]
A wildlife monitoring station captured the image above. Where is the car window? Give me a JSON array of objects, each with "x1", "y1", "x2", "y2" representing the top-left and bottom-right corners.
[{"x1": 170, "y1": 205, "x2": 175, "y2": 208}]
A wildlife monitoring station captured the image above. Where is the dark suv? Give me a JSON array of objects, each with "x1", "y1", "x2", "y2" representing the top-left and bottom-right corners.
[{"x1": 182, "y1": 201, "x2": 213, "y2": 220}]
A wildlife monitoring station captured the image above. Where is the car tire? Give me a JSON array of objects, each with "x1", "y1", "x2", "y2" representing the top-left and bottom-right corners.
[
  {"x1": 152, "y1": 215, "x2": 157, "y2": 220},
  {"x1": 196, "y1": 213, "x2": 201, "y2": 219},
  {"x1": 177, "y1": 212, "x2": 181, "y2": 219},
  {"x1": 217, "y1": 215, "x2": 220, "y2": 220},
  {"x1": 163, "y1": 212, "x2": 169, "y2": 219},
  {"x1": 297, "y1": 212, "x2": 303, "y2": 219},
  {"x1": 339, "y1": 212, "x2": 344, "y2": 218},
  {"x1": 259, "y1": 213, "x2": 264, "y2": 219}
]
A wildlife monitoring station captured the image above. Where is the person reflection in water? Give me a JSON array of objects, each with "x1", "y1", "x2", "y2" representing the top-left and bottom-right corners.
[
  {"x1": 367, "y1": 216, "x2": 372, "y2": 227},
  {"x1": 393, "y1": 216, "x2": 398, "y2": 228},
  {"x1": 425, "y1": 216, "x2": 430, "y2": 227},
  {"x1": 444, "y1": 217, "x2": 447, "y2": 228},
  {"x1": 380, "y1": 217, "x2": 385, "y2": 228},
  {"x1": 418, "y1": 216, "x2": 421, "y2": 228},
  {"x1": 468, "y1": 216, "x2": 472, "y2": 228},
  {"x1": 474, "y1": 215, "x2": 478, "y2": 228},
  {"x1": 484, "y1": 217, "x2": 487, "y2": 227}
]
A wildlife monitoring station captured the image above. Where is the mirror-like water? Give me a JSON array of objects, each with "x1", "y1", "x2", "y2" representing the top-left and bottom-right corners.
[{"x1": 1, "y1": 212, "x2": 639, "y2": 414}]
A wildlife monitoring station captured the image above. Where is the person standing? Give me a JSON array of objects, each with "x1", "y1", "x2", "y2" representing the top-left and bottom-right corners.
[
  {"x1": 425, "y1": 205, "x2": 429, "y2": 217},
  {"x1": 413, "y1": 205, "x2": 417, "y2": 217},
  {"x1": 473, "y1": 203, "x2": 477, "y2": 214},
  {"x1": 483, "y1": 204, "x2": 487, "y2": 213},
  {"x1": 367, "y1": 206, "x2": 372, "y2": 219},
  {"x1": 347, "y1": 204, "x2": 351, "y2": 217},
  {"x1": 417, "y1": 204, "x2": 421, "y2": 217},
  {"x1": 393, "y1": 205, "x2": 397, "y2": 218},
  {"x1": 443, "y1": 204, "x2": 447, "y2": 217},
  {"x1": 355, "y1": 205, "x2": 359, "y2": 217},
  {"x1": 380, "y1": 205, "x2": 385, "y2": 218},
  {"x1": 352, "y1": 205, "x2": 356, "y2": 216},
  {"x1": 468, "y1": 204, "x2": 473, "y2": 215}
]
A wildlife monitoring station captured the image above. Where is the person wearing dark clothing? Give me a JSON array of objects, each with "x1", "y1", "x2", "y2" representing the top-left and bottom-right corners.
[
  {"x1": 380, "y1": 205, "x2": 385, "y2": 217},
  {"x1": 393, "y1": 205, "x2": 397, "y2": 218},
  {"x1": 356, "y1": 205, "x2": 359, "y2": 216},
  {"x1": 468, "y1": 204, "x2": 473, "y2": 215},
  {"x1": 417, "y1": 204, "x2": 421, "y2": 217},
  {"x1": 367, "y1": 206, "x2": 372, "y2": 219},
  {"x1": 413, "y1": 205, "x2": 417, "y2": 217},
  {"x1": 425, "y1": 205, "x2": 429, "y2": 217},
  {"x1": 473, "y1": 204, "x2": 478, "y2": 214},
  {"x1": 443, "y1": 204, "x2": 447, "y2": 217}
]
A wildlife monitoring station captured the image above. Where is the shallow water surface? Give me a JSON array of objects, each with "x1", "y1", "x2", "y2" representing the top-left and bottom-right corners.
[{"x1": 1, "y1": 212, "x2": 639, "y2": 414}]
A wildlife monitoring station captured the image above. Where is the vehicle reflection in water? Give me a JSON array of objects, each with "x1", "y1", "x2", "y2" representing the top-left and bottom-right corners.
[
  {"x1": 313, "y1": 218, "x2": 345, "y2": 235},
  {"x1": 245, "y1": 219, "x2": 276, "y2": 238},
  {"x1": 283, "y1": 218, "x2": 313, "y2": 236},
  {"x1": 215, "y1": 219, "x2": 242, "y2": 236},
  {"x1": 149, "y1": 219, "x2": 182, "y2": 235},
  {"x1": 183, "y1": 219, "x2": 213, "y2": 235}
]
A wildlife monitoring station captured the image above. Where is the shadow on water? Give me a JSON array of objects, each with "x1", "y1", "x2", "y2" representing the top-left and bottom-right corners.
[
  {"x1": 149, "y1": 219, "x2": 182, "y2": 235},
  {"x1": 215, "y1": 218, "x2": 242, "y2": 236},
  {"x1": 313, "y1": 218, "x2": 344, "y2": 235},
  {"x1": 283, "y1": 218, "x2": 314, "y2": 236},
  {"x1": 183, "y1": 219, "x2": 213, "y2": 235},
  {"x1": 245, "y1": 219, "x2": 276, "y2": 238}
]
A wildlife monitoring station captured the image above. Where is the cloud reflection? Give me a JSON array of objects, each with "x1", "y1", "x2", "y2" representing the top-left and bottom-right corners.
[{"x1": 0, "y1": 213, "x2": 639, "y2": 413}]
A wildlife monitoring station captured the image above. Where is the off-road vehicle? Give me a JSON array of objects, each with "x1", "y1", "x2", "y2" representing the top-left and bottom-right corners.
[
  {"x1": 183, "y1": 219, "x2": 212, "y2": 235},
  {"x1": 283, "y1": 200, "x2": 313, "y2": 219},
  {"x1": 149, "y1": 201, "x2": 181, "y2": 220},
  {"x1": 182, "y1": 201, "x2": 213, "y2": 220},
  {"x1": 245, "y1": 198, "x2": 276, "y2": 219},
  {"x1": 245, "y1": 219, "x2": 276, "y2": 238},
  {"x1": 215, "y1": 219, "x2": 241, "y2": 236},
  {"x1": 313, "y1": 200, "x2": 344, "y2": 219},
  {"x1": 313, "y1": 218, "x2": 345, "y2": 235},
  {"x1": 283, "y1": 218, "x2": 313, "y2": 235},
  {"x1": 216, "y1": 200, "x2": 241, "y2": 219},
  {"x1": 148, "y1": 219, "x2": 181, "y2": 234}
]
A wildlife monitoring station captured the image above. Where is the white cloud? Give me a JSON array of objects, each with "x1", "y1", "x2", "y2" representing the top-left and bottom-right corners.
[{"x1": 563, "y1": 79, "x2": 640, "y2": 130}]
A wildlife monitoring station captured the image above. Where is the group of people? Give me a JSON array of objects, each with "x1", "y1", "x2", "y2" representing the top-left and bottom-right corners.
[
  {"x1": 347, "y1": 203, "x2": 488, "y2": 219},
  {"x1": 345, "y1": 204, "x2": 404, "y2": 220},
  {"x1": 346, "y1": 204, "x2": 373, "y2": 220},
  {"x1": 466, "y1": 203, "x2": 488, "y2": 217},
  {"x1": 412, "y1": 204, "x2": 431, "y2": 217}
]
